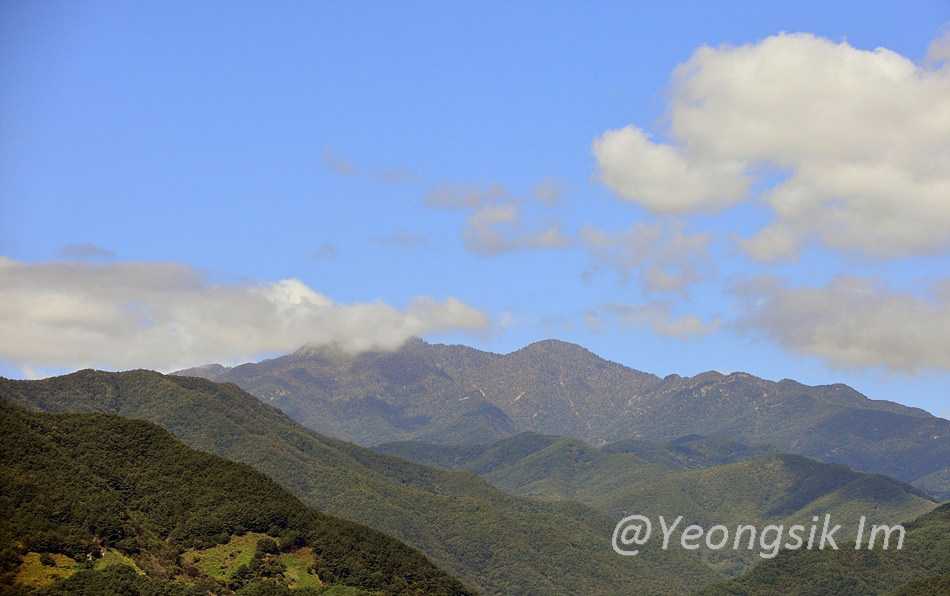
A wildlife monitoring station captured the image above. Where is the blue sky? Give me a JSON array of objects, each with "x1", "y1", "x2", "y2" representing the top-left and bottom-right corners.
[{"x1": 2, "y1": 2, "x2": 949, "y2": 418}]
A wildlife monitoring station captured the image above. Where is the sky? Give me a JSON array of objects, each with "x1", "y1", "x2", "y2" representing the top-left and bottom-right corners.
[{"x1": 2, "y1": 1, "x2": 949, "y2": 418}]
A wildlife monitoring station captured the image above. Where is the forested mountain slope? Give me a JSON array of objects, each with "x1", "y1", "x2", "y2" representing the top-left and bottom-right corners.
[
  {"x1": 376, "y1": 433, "x2": 938, "y2": 576},
  {"x1": 0, "y1": 402, "x2": 472, "y2": 595},
  {"x1": 701, "y1": 503, "x2": 950, "y2": 596}
]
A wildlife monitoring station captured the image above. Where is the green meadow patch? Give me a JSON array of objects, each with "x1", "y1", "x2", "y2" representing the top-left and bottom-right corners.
[
  {"x1": 278, "y1": 547, "x2": 321, "y2": 589},
  {"x1": 94, "y1": 548, "x2": 144, "y2": 574},
  {"x1": 181, "y1": 532, "x2": 265, "y2": 581},
  {"x1": 15, "y1": 552, "x2": 78, "y2": 588}
]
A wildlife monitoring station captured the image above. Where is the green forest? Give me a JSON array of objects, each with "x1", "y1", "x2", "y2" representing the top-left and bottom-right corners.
[{"x1": 0, "y1": 401, "x2": 473, "y2": 596}]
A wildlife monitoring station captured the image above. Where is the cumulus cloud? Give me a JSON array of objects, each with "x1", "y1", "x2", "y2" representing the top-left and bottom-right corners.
[
  {"x1": 735, "y1": 276, "x2": 950, "y2": 371},
  {"x1": 600, "y1": 302, "x2": 720, "y2": 339},
  {"x1": 60, "y1": 243, "x2": 115, "y2": 259},
  {"x1": 593, "y1": 127, "x2": 748, "y2": 213},
  {"x1": 463, "y1": 203, "x2": 571, "y2": 255},
  {"x1": 594, "y1": 32, "x2": 950, "y2": 259},
  {"x1": 580, "y1": 221, "x2": 711, "y2": 293},
  {"x1": 0, "y1": 257, "x2": 489, "y2": 373}
]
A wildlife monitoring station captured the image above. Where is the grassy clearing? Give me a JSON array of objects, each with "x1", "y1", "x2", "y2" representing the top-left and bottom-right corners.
[
  {"x1": 15, "y1": 552, "x2": 78, "y2": 588},
  {"x1": 181, "y1": 532, "x2": 265, "y2": 581},
  {"x1": 94, "y1": 548, "x2": 144, "y2": 574},
  {"x1": 278, "y1": 547, "x2": 321, "y2": 589}
]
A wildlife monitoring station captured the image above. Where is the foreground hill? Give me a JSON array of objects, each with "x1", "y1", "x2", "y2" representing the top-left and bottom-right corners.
[
  {"x1": 376, "y1": 433, "x2": 938, "y2": 575},
  {"x1": 175, "y1": 339, "x2": 950, "y2": 499},
  {"x1": 701, "y1": 503, "x2": 950, "y2": 596},
  {"x1": 0, "y1": 370, "x2": 719, "y2": 596},
  {"x1": 0, "y1": 402, "x2": 472, "y2": 595}
]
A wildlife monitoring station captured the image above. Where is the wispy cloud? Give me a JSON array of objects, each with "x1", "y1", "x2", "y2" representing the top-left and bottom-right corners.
[
  {"x1": 311, "y1": 243, "x2": 338, "y2": 261},
  {"x1": 60, "y1": 243, "x2": 115, "y2": 260},
  {"x1": 594, "y1": 302, "x2": 720, "y2": 339},
  {"x1": 580, "y1": 221, "x2": 711, "y2": 294},
  {"x1": 373, "y1": 168, "x2": 417, "y2": 185},
  {"x1": 926, "y1": 25, "x2": 950, "y2": 65},
  {"x1": 532, "y1": 178, "x2": 565, "y2": 206},
  {"x1": 322, "y1": 147, "x2": 416, "y2": 184},
  {"x1": 373, "y1": 231, "x2": 429, "y2": 249},
  {"x1": 463, "y1": 203, "x2": 571, "y2": 255},
  {"x1": 322, "y1": 147, "x2": 358, "y2": 176},
  {"x1": 424, "y1": 183, "x2": 508, "y2": 210}
]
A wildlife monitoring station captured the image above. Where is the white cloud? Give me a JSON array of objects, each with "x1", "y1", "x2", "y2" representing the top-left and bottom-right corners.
[
  {"x1": 735, "y1": 276, "x2": 950, "y2": 372},
  {"x1": 580, "y1": 221, "x2": 711, "y2": 293},
  {"x1": 593, "y1": 127, "x2": 748, "y2": 213},
  {"x1": 463, "y1": 203, "x2": 571, "y2": 255},
  {"x1": 594, "y1": 32, "x2": 950, "y2": 259},
  {"x1": 602, "y1": 302, "x2": 720, "y2": 339},
  {"x1": 0, "y1": 257, "x2": 489, "y2": 372}
]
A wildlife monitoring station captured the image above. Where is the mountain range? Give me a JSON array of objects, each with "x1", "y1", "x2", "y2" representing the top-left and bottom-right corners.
[
  {"x1": 3, "y1": 337, "x2": 947, "y2": 594},
  {"x1": 0, "y1": 370, "x2": 718, "y2": 595},
  {"x1": 3, "y1": 365, "x2": 944, "y2": 594},
  {"x1": 177, "y1": 338, "x2": 950, "y2": 500}
]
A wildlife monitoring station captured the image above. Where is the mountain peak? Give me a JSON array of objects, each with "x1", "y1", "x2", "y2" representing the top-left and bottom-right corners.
[
  {"x1": 173, "y1": 363, "x2": 230, "y2": 379},
  {"x1": 293, "y1": 336, "x2": 432, "y2": 358},
  {"x1": 512, "y1": 338, "x2": 596, "y2": 358},
  {"x1": 691, "y1": 370, "x2": 726, "y2": 384}
]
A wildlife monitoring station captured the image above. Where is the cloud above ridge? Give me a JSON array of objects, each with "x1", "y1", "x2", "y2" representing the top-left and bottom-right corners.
[{"x1": 0, "y1": 257, "x2": 488, "y2": 373}]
